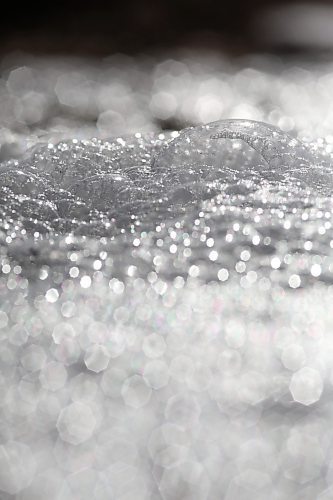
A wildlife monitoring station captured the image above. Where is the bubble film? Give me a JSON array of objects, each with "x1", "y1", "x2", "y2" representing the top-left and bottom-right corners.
[{"x1": 2, "y1": 54, "x2": 333, "y2": 498}]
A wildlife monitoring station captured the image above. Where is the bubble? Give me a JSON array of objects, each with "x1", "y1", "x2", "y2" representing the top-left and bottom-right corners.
[
  {"x1": 289, "y1": 274, "x2": 301, "y2": 289},
  {"x1": 121, "y1": 375, "x2": 152, "y2": 409},
  {"x1": 45, "y1": 288, "x2": 59, "y2": 303},
  {"x1": 217, "y1": 268, "x2": 229, "y2": 281},
  {"x1": 84, "y1": 344, "x2": 110, "y2": 373},
  {"x1": 52, "y1": 322, "x2": 76, "y2": 344},
  {"x1": 152, "y1": 119, "x2": 317, "y2": 190},
  {"x1": 80, "y1": 276, "x2": 92, "y2": 289},
  {"x1": 56, "y1": 402, "x2": 96, "y2": 445},
  {"x1": 281, "y1": 344, "x2": 307, "y2": 371},
  {"x1": 289, "y1": 367, "x2": 323, "y2": 405}
]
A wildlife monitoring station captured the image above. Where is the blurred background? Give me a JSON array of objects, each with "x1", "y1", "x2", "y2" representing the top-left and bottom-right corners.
[
  {"x1": 1, "y1": 0, "x2": 333, "y2": 160},
  {"x1": 3, "y1": 0, "x2": 333, "y2": 55}
]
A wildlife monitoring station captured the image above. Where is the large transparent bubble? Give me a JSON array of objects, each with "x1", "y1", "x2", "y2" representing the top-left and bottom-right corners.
[
  {"x1": 151, "y1": 119, "x2": 328, "y2": 196},
  {"x1": 0, "y1": 119, "x2": 331, "y2": 236}
]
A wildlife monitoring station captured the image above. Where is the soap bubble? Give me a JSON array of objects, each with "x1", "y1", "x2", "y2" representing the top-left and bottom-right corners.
[
  {"x1": 151, "y1": 119, "x2": 321, "y2": 196},
  {"x1": 281, "y1": 344, "x2": 307, "y2": 371}
]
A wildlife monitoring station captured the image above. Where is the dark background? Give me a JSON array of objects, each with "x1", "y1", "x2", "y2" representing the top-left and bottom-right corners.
[{"x1": 1, "y1": 0, "x2": 331, "y2": 56}]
